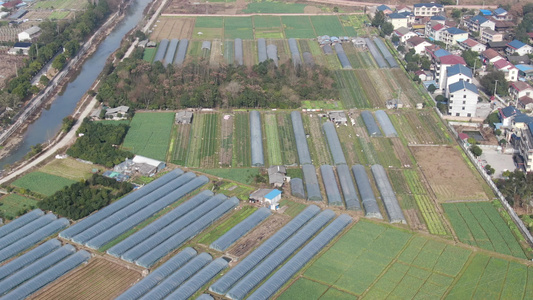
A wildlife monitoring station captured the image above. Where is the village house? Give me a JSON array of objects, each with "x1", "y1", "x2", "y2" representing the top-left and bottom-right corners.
[
  {"x1": 458, "y1": 38, "x2": 486, "y2": 53},
  {"x1": 518, "y1": 97, "x2": 533, "y2": 110},
  {"x1": 440, "y1": 27, "x2": 468, "y2": 46},
  {"x1": 405, "y1": 36, "x2": 432, "y2": 55},
  {"x1": 433, "y1": 54, "x2": 467, "y2": 91},
  {"x1": 481, "y1": 48, "x2": 504, "y2": 65},
  {"x1": 105, "y1": 106, "x2": 129, "y2": 120},
  {"x1": 465, "y1": 15, "x2": 495, "y2": 33},
  {"x1": 7, "y1": 42, "x2": 31, "y2": 55},
  {"x1": 445, "y1": 64, "x2": 472, "y2": 88},
  {"x1": 447, "y1": 80, "x2": 479, "y2": 117},
  {"x1": 480, "y1": 28, "x2": 503, "y2": 44},
  {"x1": 328, "y1": 111, "x2": 347, "y2": 124},
  {"x1": 499, "y1": 106, "x2": 519, "y2": 127},
  {"x1": 509, "y1": 81, "x2": 533, "y2": 102},
  {"x1": 393, "y1": 27, "x2": 417, "y2": 43},
  {"x1": 175, "y1": 111, "x2": 193, "y2": 124},
  {"x1": 387, "y1": 13, "x2": 408, "y2": 29},
  {"x1": 17, "y1": 26, "x2": 40, "y2": 42},
  {"x1": 493, "y1": 59, "x2": 518, "y2": 82},
  {"x1": 506, "y1": 40, "x2": 533, "y2": 56},
  {"x1": 413, "y1": 3, "x2": 444, "y2": 17},
  {"x1": 268, "y1": 165, "x2": 287, "y2": 188}
]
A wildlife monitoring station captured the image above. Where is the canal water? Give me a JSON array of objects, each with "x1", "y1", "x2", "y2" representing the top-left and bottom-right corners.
[{"x1": 0, "y1": 0, "x2": 152, "y2": 168}]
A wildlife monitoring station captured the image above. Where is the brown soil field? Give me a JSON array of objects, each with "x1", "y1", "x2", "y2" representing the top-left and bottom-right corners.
[
  {"x1": 29, "y1": 258, "x2": 142, "y2": 300},
  {"x1": 151, "y1": 17, "x2": 195, "y2": 41},
  {"x1": 209, "y1": 39, "x2": 224, "y2": 66},
  {"x1": 391, "y1": 138, "x2": 411, "y2": 167},
  {"x1": 228, "y1": 213, "x2": 289, "y2": 257},
  {"x1": 411, "y1": 145, "x2": 489, "y2": 202}
]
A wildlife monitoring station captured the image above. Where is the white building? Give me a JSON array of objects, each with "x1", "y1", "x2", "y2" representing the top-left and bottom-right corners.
[
  {"x1": 406, "y1": 36, "x2": 432, "y2": 55},
  {"x1": 480, "y1": 28, "x2": 503, "y2": 44},
  {"x1": 434, "y1": 54, "x2": 467, "y2": 91},
  {"x1": 506, "y1": 40, "x2": 533, "y2": 56},
  {"x1": 440, "y1": 27, "x2": 468, "y2": 46},
  {"x1": 263, "y1": 189, "x2": 281, "y2": 210},
  {"x1": 493, "y1": 59, "x2": 519, "y2": 82},
  {"x1": 386, "y1": 13, "x2": 408, "y2": 29},
  {"x1": 413, "y1": 3, "x2": 444, "y2": 17},
  {"x1": 509, "y1": 81, "x2": 533, "y2": 102},
  {"x1": 105, "y1": 106, "x2": 129, "y2": 119},
  {"x1": 481, "y1": 48, "x2": 504, "y2": 65},
  {"x1": 17, "y1": 26, "x2": 40, "y2": 42},
  {"x1": 425, "y1": 22, "x2": 445, "y2": 41},
  {"x1": 465, "y1": 15, "x2": 495, "y2": 33},
  {"x1": 458, "y1": 38, "x2": 487, "y2": 53},
  {"x1": 447, "y1": 81, "x2": 478, "y2": 117},
  {"x1": 394, "y1": 27, "x2": 417, "y2": 43}
]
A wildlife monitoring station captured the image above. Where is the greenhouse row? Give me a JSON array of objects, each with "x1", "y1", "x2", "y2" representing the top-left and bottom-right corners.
[
  {"x1": 68, "y1": 172, "x2": 208, "y2": 249},
  {"x1": 373, "y1": 37, "x2": 399, "y2": 68},
  {"x1": 0, "y1": 214, "x2": 69, "y2": 264},
  {"x1": 322, "y1": 44, "x2": 333, "y2": 55},
  {"x1": 235, "y1": 38, "x2": 243, "y2": 66},
  {"x1": 60, "y1": 169, "x2": 184, "y2": 240},
  {"x1": 334, "y1": 43, "x2": 352, "y2": 69},
  {"x1": 201, "y1": 41, "x2": 211, "y2": 50},
  {"x1": 336, "y1": 164, "x2": 361, "y2": 211},
  {"x1": 250, "y1": 110, "x2": 264, "y2": 167},
  {"x1": 374, "y1": 110, "x2": 398, "y2": 137},
  {"x1": 209, "y1": 207, "x2": 271, "y2": 252},
  {"x1": 113, "y1": 193, "x2": 227, "y2": 262},
  {"x1": 320, "y1": 165, "x2": 343, "y2": 206},
  {"x1": 226, "y1": 210, "x2": 335, "y2": 300},
  {"x1": 290, "y1": 178, "x2": 305, "y2": 199},
  {"x1": 322, "y1": 121, "x2": 347, "y2": 165},
  {"x1": 303, "y1": 164, "x2": 322, "y2": 201},
  {"x1": 164, "y1": 39, "x2": 179, "y2": 66},
  {"x1": 361, "y1": 110, "x2": 382, "y2": 137},
  {"x1": 248, "y1": 214, "x2": 352, "y2": 300},
  {"x1": 371, "y1": 164, "x2": 406, "y2": 224},
  {"x1": 266, "y1": 44, "x2": 278, "y2": 66},
  {"x1": 0, "y1": 209, "x2": 44, "y2": 240},
  {"x1": 134, "y1": 197, "x2": 239, "y2": 268},
  {"x1": 290, "y1": 111, "x2": 312, "y2": 165},
  {"x1": 288, "y1": 38, "x2": 301, "y2": 67},
  {"x1": 352, "y1": 164, "x2": 383, "y2": 219},
  {"x1": 0, "y1": 213, "x2": 57, "y2": 252},
  {"x1": 209, "y1": 205, "x2": 321, "y2": 295},
  {"x1": 153, "y1": 39, "x2": 169, "y2": 63},
  {"x1": 174, "y1": 39, "x2": 189, "y2": 66},
  {"x1": 107, "y1": 190, "x2": 214, "y2": 258},
  {"x1": 0, "y1": 249, "x2": 90, "y2": 300},
  {"x1": 257, "y1": 38, "x2": 267, "y2": 63},
  {"x1": 365, "y1": 38, "x2": 388, "y2": 68}
]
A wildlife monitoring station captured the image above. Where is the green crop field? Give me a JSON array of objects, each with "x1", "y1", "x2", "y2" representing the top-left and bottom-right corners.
[
  {"x1": 310, "y1": 16, "x2": 346, "y2": 37},
  {"x1": 122, "y1": 112, "x2": 174, "y2": 161},
  {"x1": 34, "y1": 0, "x2": 87, "y2": 9},
  {"x1": 195, "y1": 17, "x2": 224, "y2": 28},
  {"x1": 302, "y1": 114, "x2": 332, "y2": 166},
  {"x1": 443, "y1": 202, "x2": 526, "y2": 258},
  {"x1": 0, "y1": 194, "x2": 38, "y2": 219},
  {"x1": 264, "y1": 114, "x2": 282, "y2": 165},
  {"x1": 232, "y1": 113, "x2": 251, "y2": 167},
  {"x1": 282, "y1": 16, "x2": 316, "y2": 39},
  {"x1": 170, "y1": 124, "x2": 191, "y2": 166},
  {"x1": 334, "y1": 70, "x2": 370, "y2": 108},
  {"x1": 224, "y1": 40, "x2": 234, "y2": 65},
  {"x1": 253, "y1": 15, "x2": 282, "y2": 28},
  {"x1": 11, "y1": 172, "x2": 76, "y2": 197},
  {"x1": 276, "y1": 113, "x2": 298, "y2": 165},
  {"x1": 197, "y1": 206, "x2": 257, "y2": 245},
  {"x1": 224, "y1": 17, "x2": 254, "y2": 40},
  {"x1": 49, "y1": 11, "x2": 70, "y2": 19},
  {"x1": 279, "y1": 199, "x2": 307, "y2": 217},
  {"x1": 244, "y1": 2, "x2": 306, "y2": 13},
  {"x1": 186, "y1": 113, "x2": 220, "y2": 168},
  {"x1": 40, "y1": 157, "x2": 99, "y2": 181},
  {"x1": 197, "y1": 168, "x2": 259, "y2": 185}
]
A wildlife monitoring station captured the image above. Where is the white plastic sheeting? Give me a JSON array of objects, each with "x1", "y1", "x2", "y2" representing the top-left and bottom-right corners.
[
  {"x1": 290, "y1": 178, "x2": 305, "y2": 199},
  {"x1": 288, "y1": 38, "x2": 301, "y2": 67},
  {"x1": 164, "y1": 39, "x2": 179, "y2": 65},
  {"x1": 352, "y1": 165, "x2": 383, "y2": 219},
  {"x1": 365, "y1": 38, "x2": 387, "y2": 68},
  {"x1": 361, "y1": 111, "x2": 382, "y2": 137},
  {"x1": 0, "y1": 209, "x2": 44, "y2": 239},
  {"x1": 303, "y1": 52, "x2": 314, "y2": 67},
  {"x1": 334, "y1": 43, "x2": 352, "y2": 69},
  {"x1": 0, "y1": 213, "x2": 57, "y2": 252},
  {"x1": 234, "y1": 38, "x2": 243, "y2": 66},
  {"x1": 174, "y1": 39, "x2": 189, "y2": 66},
  {"x1": 322, "y1": 121, "x2": 346, "y2": 165},
  {"x1": 266, "y1": 44, "x2": 278, "y2": 67},
  {"x1": 336, "y1": 164, "x2": 361, "y2": 211},
  {"x1": 291, "y1": 111, "x2": 312, "y2": 165},
  {"x1": 371, "y1": 164, "x2": 406, "y2": 224},
  {"x1": 153, "y1": 39, "x2": 169, "y2": 63},
  {"x1": 257, "y1": 38, "x2": 267, "y2": 63},
  {"x1": 374, "y1": 110, "x2": 398, "y2": 137},
  {"x1": 373, "y1": 37, "x2": 398, "y2": 68}
]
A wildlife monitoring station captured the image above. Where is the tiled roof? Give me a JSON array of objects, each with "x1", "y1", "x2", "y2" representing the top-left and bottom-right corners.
[
  {"x1": 377, "y1": 4, "x2": 391, "y2": 11},
  {"x1": 447, "y1": 64, "x2": 472, "y2": 78},
  {"x1": 434, "y1": 49, "x2": 451, "y2": 58},
  {"x1": 407, "y1": 36, "x2": 428, "y2": 46},
  {"x1": 462, "y1": 38, "x2": 479, "y2": 47},
  {"x1": 449, "y1": 80, "x2": 478, "y2": 94},
  {"x1": 511, "y1": 81, "x2": 533, "y2": 92},
  {"x1": 493, "y1": 59, "x2": 514, "y2": 70},
  {"x1": 432, "y1": 23, "x2": 445, "y2": 31},
  {"x1": 500, "y1": 106, "x2": 517, "y2": 118},
  {"x1": 430, "y1": 15, "x2": 446, "y2": 20},
  {"x1": 482, "y1": 48, "x2": 501, "y2": 60},
  {"x1": 493, "y1": 7, "x2": 507, "y2": 15},
  {"x1": 388, "y1": 13, "x2": 407, "y2": 19},
  {"x1": 439, "y1": 55, "x2": 466, "y2": 65},
  {"x1": 470, "y1": 15, "x2": 489, "y2": 24},
  {"x1": 445, "y1": 27, "x2": 467, "y2": 35},
  {"x1": 508, "y1": 39, "x2": 526, "y2": 50}
]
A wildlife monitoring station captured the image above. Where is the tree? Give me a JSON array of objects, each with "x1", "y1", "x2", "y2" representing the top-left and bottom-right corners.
[
  {"x1": 52, "y1": 53, "x2": 67, "y2": 70},
  {"x1": 480, "y1": 71, "x2": 508, "y2": 96},
  {"x1": 467, "y1": 137, "x2": 477, "y2": 145},
  {"x1": 372, "y1": 11, "x2": 385, "y2": 27},
  {"x1": 462, "y1": 49, "x2": 481, "y2": 68},
  {"x1": 421, "y1": 57, "x2": 431, "y2": 70},
  {"x1": 485, "y1": 164, "x2": 495, "y2": 175},
  {"x1": 451, "y1": 9, "x2": 462, "y2": 20},
  {"x1": 470, "y1": 145, "x2": 482, "y2": 157},
  {"x1": 427, "y1": 84, "x2": 437, "y2": 94},
  {"x1": 381, "y1": 22, "x2": 394, "y2": 36},
  {"x1": 39, "y1": 75, "x2": 49, "y2": 85},
  {"x1": 495, "y1": 129, "x2": 502, "y2": 136},
  {"x1": 333, "y1": 6, "x2": 339, "y2": 12},
  {"x1": 391, "y1": 35, "x2": 399, "y2": 43},
  {"x1": 406, "y1": 62, "x2": 419, "y2": 72},
  {"x1": 485, "y1": 112, "x2": 500, "y2": 127},
  {"x1": 61, "y1": 116, "x2": 75, "y2": 132}
]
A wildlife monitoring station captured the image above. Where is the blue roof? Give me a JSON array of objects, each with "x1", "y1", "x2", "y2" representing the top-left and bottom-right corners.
[
  {"x1": 528, "y1": 122, "x2": 533, "y2": 136},
  {"x1": 377, "y1": 4, "x2": 391, "y2": 11},
  {"x1": 445, "y1": 27, "x2": 467, "y2": 35},
  {"x1": 264, "y1": 189, "x2": 281, "y2": 200},
  {"x1": 414, "y1": 3, "x2": 443, "y2": 8},
  {"x1": 501, "y1": 106, "x2": 517, "y2": 118},
  {"x1": 430, "y1": 15, "x2": 446, "y2": 20},
  {"x1": 388, "y1": 13, "x2": 407, "y2": 19},
  {"x1": 493, "y1": 7, "x2": 507, "y2": 15},
  {"x1": 447, "y1": 64, "x2": 472, "y2": 78},
  {"x1": 470, "y1": 15, "x2": 488, "y2": 24},
  {"x1": 479, "y1": 9, "x2": 492, "y2": 16},
  {"x1": 434, "y1": 49, "x2": 451, "y2": 58},
  {"x1": 508, "y1": 40, "x2": 527, "y2": 49},
  {"x1": 514, "y1": 113, "x2": 533, "y2": 124},
  {"x1": 516, "y1": 64, "x2": 533, "y2": 72},
  {"x1": 399, "y1": 11, "x2": 412, "y2": 17},
  {"x1": 449, "y1": 80, "x2": 478, "y2": 94}
]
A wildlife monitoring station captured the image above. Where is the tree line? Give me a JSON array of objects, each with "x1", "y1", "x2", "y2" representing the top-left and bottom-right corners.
[
  {"x1": 96, "y1": 59, "x2": 338, "y2": 110},
  {"x1": 38, "y1": 174, "x2": 133, "y2": 220}
]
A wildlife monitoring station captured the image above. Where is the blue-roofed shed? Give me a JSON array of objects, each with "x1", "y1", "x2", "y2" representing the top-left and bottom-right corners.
[
  {"x1": 470, "y1": 15, "x2": 489, "y2": 24},
  {"x1": 264, "y1": 189, "x2": 282, "y2": 210},
  {"x1": 388, "y1": 13, "x2": 407, "y2": 19},
  {"x1": 479, "y1": 9, "x2": 492, "y2": 16},
  {"x1": 377, "y1": 4, "x2": 391, "y2": 12},
  {"x1": 447, "y1": 64, "x2": 472, "y2": 78},
  {"x1": 493, "y1": 7, "x2": 507, "y2": 16}
]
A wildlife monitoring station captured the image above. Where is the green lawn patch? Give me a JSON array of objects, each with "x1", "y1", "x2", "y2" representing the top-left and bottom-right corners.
[
  {"x1": 143, "y1": 47, "x2": 156, "y2": 62},
  {"x1": 279, "y1": 199, "x2": 306, "y2": 217},
  {"x1": 11, "y1": 172, "x2": 76, "y2": 197},
  {"x1": 282, "y1": 16, "x2": 316, "y2": 38},
  {"x1": 0, "y1": 194, "x2": 38, "y2": 219}
]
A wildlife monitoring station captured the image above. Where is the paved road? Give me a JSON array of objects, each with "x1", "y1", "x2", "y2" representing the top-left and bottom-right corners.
[{"x1": 0, "y1": 97, "x2": 98, "y2": 185}]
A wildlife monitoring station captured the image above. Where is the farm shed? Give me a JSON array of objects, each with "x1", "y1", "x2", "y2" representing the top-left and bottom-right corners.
[
  {"x1": 153, "y1": 39, "x2": 169, "y2": 63},
  {"x1": 116, "y1": 247, "x2": 198, "y2": 299},
  {"x1": 226, "y1": 210, "x2": 335, "y2": 300},
  {"x1": 105, "y1": 105, "x2": 129, "y2": 120},
  {"x1": 8, "y1": 9, "x2": 27, "y2": 20},
  {"x1": 373, "y1": 37, "x2": 398, "y2": 68},
  {"x1": 210, "y1": 207, "x2": 271, "y2": 252},
  {"x1": 257, "y1": 38, "x2": 267, "y2": 63},
  {"x1": 322, "y1": 121, "x2": 347, "y2": 165},
  {"x1": 371, "y1": 165, "x2": 406, "y2": 224},
  {"x1": 107, "y1": 191, "x2": 214, "y2": 258},
  {"x1": 235, "y1": 38, "x2": 243, "y2": 65},
  {"x1": 264, "y1": 189, "x2": 282, "y2": 210},
  {"x1": 248, "y1": 214, "x2": 352, "y2": 300},
  {"x1": 303, "y1": 52, "x2": 314, "y2": 67},
  {"x1": 291, "y1": 111, "x2": 312, "y2": 165},
  {"x1": 290, "y1": 178, "x2": 305, "y2": 199},
  {"x1": 268, "y1": 165, "x2": 286, "y2": 187},
  {"x1": 175, "y1": 111, "x2": 193, "y2": 124},
  {"x1": 352, "y1": 165, "x2": 383, "y2": 219},
  {"x1": 288, "y1": 38, "x2": 301, "y2": 67},
  {"x1": 374, "y1": 110, "x2": 398, "y2": 137},
  {"x1": 303, "y1": 164, "x2": 322, "y2": 201},
  {"x1": 164, "y1": 39, "x2": 179, "y2": 65},
  {"x1": 174, "y1": 39, "x2": 189, "y2": 66},
  {"x1": 201, "y1": 41, "x2": 211, "y2": 50},
  {"x1": 266, "y1": 44, "x2": 278, "y2": 66},
  {"x1": 209, "y1": 205, "x2": 320, "y2": 295},
  {"x1": 17, "y1": 25, "x2": 40, "y2": 41},
  {"x1": 361, "y1": 111, "x2": 382, "y2": 137},
  {"x1": 328, "y1": 111, "x2": 347, "y2": 124},
  {"x1": 249, "y1": 189, "x2": 271, "y2": 203},
  {"x1": 334, "y1": 43, "x2": 352, "y2": 69},
  {"x1": 336, "y1": 164, "x2": 361, "y2": 210},
  {"x1": 322, "y1": 44, "x2": 333, "y2": 55},
  {"x1": 320, "y1": 165, "x2": 343, "y2": 206},
  {"x1": 250, "y1": 110, "x2": 264, "y2": 167},
  {"x1": 365, "y1": 38, "x2": 388, "y2": 68},
  {"x1": 114, "y1": 155, "x2": 165, "y2": 177},
  {"x1": 7, "y1": 42, "x2": 31, "y2": 55},
  {"x1": 352, "y1": 37, "x2": 366, "y2": 48}
]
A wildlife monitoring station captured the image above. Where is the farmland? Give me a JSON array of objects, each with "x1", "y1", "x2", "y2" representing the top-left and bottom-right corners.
[
  {"x1": 33, "y1": 0, "x2": 88, "y2": 9},
  {"x1": 264, "y1": 114, "x2": 282, "y2": 166},
  {"x1": 122, "y1": 112, "x2": 174, "y2": 161},
  {"x1": 39, "y1": 157, "x2": 99, "y2": 181},
  {"x1": 186, "y1": 113, "x2": 220, "y2": 168},
  {"x1": 302, "y1": 114, "x2": 332, "y2": 166},
  {"x1": 169, "y1": 123, "x2": 191, "y2": 165},
  {"x1": 196, "y1": 168, "x2": 259, "y2": 185},
  {"x1": 443, "y1": 202, "x2": 526, "y2": 258},
  {"x1": 29, "y1": 258, "x2": 141, "y2": 300},
  {"x1": 412, "y1": 146, "x2": 489, "y2": 202},
  {"x1": 11, "y1": 171, "x2": 76, "y2": 197},
  {"x1": 389, "y1": 110, "x2": 451, "y2": 145},
  {"x1": 232, "y1": 112, "x2": 251, "y2": 167},
  {"x1": 197, "y1": 206, "x2": 257, "y2": 246},
  {"x1": 0, "y1": 194, "x2": 38, "y2": 219},
  {"x1": 276, "y1": 114, "x2": 299, "y2": 165},
  {"x1": 150, "y1": 17, "x2": 195, "y2": 41}
]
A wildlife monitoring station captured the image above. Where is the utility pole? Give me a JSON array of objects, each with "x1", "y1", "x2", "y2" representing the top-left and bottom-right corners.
[{"x1": 494, "y1": 79, "x2": 498, "y2": 97}]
